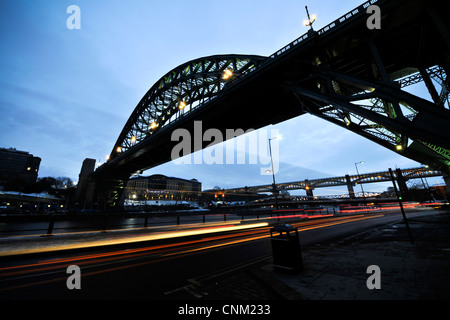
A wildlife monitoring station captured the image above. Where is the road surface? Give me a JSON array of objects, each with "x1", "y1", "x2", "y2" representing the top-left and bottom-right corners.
[{"x1": 0, "y1": 209, "x2": 434, "y2": 299}]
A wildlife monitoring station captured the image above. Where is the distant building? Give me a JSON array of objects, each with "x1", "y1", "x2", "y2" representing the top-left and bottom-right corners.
[
  {"x1": 0, "y1": 148, "x2": 41, "y2": 190},
  {"x1": 125, "y1": 174, "x2": 201, "y2": 202}
]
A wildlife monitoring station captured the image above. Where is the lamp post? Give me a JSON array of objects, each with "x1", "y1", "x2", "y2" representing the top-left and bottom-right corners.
[
  {"x1": 268, "y1": 135, "x2": 281, "y2": 211},
  {"x1": 303, "y1": 6, "x2": 316, "y2": 31},
  {"x1": 389, "y1": 168, "x2": 414, "y2": 243},
  {"x1": 355, "y1": 161, "x2": 366, "y2": 202}
]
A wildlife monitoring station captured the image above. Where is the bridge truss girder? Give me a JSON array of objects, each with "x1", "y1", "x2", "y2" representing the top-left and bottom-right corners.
[
  {"x1": 225, "y1": 167, "x2": 442, "y2": 195},
  {"x1": 94, "y1": 55, "x2": 266, "y2": 207},
  {"x1": 110, "y1": 55, "x2": 266, "y2": 161},
  {"x1": 284, "y1": 64, "x2": 450, "y2": 175}
]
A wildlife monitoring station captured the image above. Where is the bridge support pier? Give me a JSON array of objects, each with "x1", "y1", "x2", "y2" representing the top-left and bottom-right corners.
[
  {"x1": 305, "y1": 180, "x2": 314, "y2": 198},
  {"x1": 83, "y1": 172, "x2": 130, "y2": 212},
  {"x1": 395, "y1": 168, "x2": 409, "y2": 196},
  {"x1": 345, "y1": 174, "x2": 355, "y2": 199}
]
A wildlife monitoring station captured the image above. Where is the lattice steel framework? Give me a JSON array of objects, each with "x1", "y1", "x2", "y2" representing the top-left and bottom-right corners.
[
  {"x1": 110, "y1": 55, "x2": 265, "y2": 160},
  {"x1": 224, "y1": 166, "x2": 442, "y2": 194},
  {"x1": 285, "y1": 64, "x2": 450, "y2": 174}
]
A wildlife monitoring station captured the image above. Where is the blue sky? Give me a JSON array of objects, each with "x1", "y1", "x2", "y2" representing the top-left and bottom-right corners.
[{"x1": 0, "y1": 0, "x2": 443, "y2": 195}]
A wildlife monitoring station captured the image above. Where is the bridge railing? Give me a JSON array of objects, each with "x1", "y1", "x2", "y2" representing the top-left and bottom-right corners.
[
  {"x1": 0, "y1": 211, "x2": 254, "y2": 237},
  {"x1": 224, "y1": 167, "x2": 443, "y2": 193},
  {"x1": 206, "y1": 0, "x2": 384, "y2": 111},
  {"x1": 267, "y1": 0, "x2": 381, "y2": 61},
  {"x1": 0, "y1": 209, "x2": 306, "y2": 237}
]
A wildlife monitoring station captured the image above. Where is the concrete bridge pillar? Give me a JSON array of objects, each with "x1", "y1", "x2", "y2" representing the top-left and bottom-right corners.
[
  {"x1": 345, "y1": 174, "x2": 355, "y2": 198},
  {"x1": 305, "y1": 180, "x2": 314, "y2": 197}
]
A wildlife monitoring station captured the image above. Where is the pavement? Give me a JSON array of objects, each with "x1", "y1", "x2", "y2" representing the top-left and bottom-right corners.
[{"x1": 166, "y1": 209, "x2": 450, "y2": 300}]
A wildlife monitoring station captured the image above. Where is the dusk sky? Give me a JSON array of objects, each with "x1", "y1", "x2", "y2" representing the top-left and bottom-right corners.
[{"x1": 0, "y1": 0, "x2": 443, "y2": 195}]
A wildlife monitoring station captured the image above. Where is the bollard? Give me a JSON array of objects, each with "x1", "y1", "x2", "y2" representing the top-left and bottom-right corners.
[
  {"x1": 177, "y1": 215, "x2": 180, "y2": 225},
  {"x1": 46, "y1": 214, "x2": 55, "y2": 236},
  {"x1": 144, "y1": 216, "x2": 148, "y2": 228},
  {"x1": 203, "y1": 214, "x2": 205, "y2": 223}
]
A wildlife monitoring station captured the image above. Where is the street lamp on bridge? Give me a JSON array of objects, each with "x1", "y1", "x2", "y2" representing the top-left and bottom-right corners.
[
  {"x1": 222, "y1": 69, "x2": 233, "y2": 81},
  {"x1": 303, "y1": 6, "x2": 316, "y2": 31}
]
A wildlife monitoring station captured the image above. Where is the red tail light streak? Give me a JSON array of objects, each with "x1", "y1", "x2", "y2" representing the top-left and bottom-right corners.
[{"x1": 0, "y1": 213, "x2": 383, "y2": 294}]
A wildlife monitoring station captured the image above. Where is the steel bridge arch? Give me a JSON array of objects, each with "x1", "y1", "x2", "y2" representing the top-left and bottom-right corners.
[{"x1": 110, "y1": 54, "x2": 266, "y2": 160}]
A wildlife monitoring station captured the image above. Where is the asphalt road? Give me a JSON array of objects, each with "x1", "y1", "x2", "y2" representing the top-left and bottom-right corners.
[{"x1": 0, "y1": 210, "x2": 426, "y2": 300}]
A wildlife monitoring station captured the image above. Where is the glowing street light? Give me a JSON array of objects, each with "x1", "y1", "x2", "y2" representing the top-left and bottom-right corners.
[
  {"x1": 116, "y1": 146, "x2": 122, "y2": 153},
  {"x1": 150, "y1": 121, "x2": 158, "y2": 130},
  {"x1": 304, "y1": 6, "x2": 316, "y2": 30},
  {"x1": 131, "y1": 136, "x2": 137, "y2": 143},
  {"x1": 222, "y1": 69, "x2": 233, "y2": 80},
  {"x1": 396, "y1": 144, "x2": 403, "y2": 151},
  {"x1": 178, "y1": 101, "x2": 187, "y2": 110}
]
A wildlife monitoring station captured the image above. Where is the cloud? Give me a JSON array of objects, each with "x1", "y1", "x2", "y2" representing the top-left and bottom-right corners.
[{"x1": 0, "y1": 81, "x2": 126, "y2": 179}]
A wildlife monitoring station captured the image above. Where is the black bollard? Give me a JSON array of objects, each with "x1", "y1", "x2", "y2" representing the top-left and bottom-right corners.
[{"x1": 46, "y1": 214, "x2": 55, "y2": 236}]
